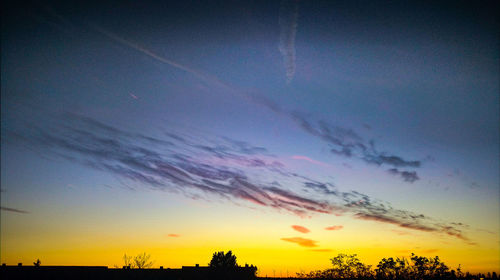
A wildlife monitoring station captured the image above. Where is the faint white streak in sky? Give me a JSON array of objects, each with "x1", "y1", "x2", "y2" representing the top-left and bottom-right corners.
[
  {"x1": 88, "y1": 23, "x2": 235, "y2": 93},
  {"x1": 279, "y1": 0, "x2": 299, "y2": 84}
]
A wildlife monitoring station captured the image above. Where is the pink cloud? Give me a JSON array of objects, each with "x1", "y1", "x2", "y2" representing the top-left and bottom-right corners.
[
  {"x1": 325, "y1": 225, "x2": 343, "y2": 231},
  {"x1": 291, "y1": 155, "x2": 330, "y2": 167},
  {"x1": 291, "y1": 225, "x2": 310, "y2": 233},
  {"x1": 281, "y1": 237, "x2": 318, "y2": 247},
  {"x1": 167, "y1": 234, "x2": 180, "y2": 237}
]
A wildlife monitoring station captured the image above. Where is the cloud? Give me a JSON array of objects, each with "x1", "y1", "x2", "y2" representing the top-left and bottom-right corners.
[
  {"x1": 365, "y1": 154, "x2": 421, "y2": 168},
  {"x1": 291, "y1": 225, "x2": 310, "y2": 233},
  {"x1": 167, "y1": 234, "x2": 180, "y2": 237},
  {"x1": 278, "y1": 0, "x2": 299, "y2": 84},
  {"x1": 1, "y1": 206, "x2": 29, "y2": 214},
  {"x1": 303, "y1": 182, "x2": 338, "y2": 195},
  {"x1": 325, "y1": 225, "x2": 343, "y2": 231},
  {"x1": 281, "y1": 237, "x2": 318, "y2": 247},
  {"x1": 5, "y1": 113, "x2": 472, "y2": 243},
  {"x1": 341, "y1": 191, "x2": 475, "y2": 244},
  {"x1": 352, "y1": 212, "x2": 475, "y2": 245},
  {"x1": 75, "y1": 13, "x2": 423, "y2": 186},
  {"x1": 8, "y1": 113, "x2": 335, "y2": 218},
  {"x1": 387, "y1": 168, "x2": 419, "y2": 183},
  {"x1": 292, "y1": 155, "x2": 330, "y2": 167},
  {"x1": 290, "y1": 112, "x2": 421, "y2": 182},
  {"x1": 85, "y1": 15, "x2": 422, "y2": 185}
]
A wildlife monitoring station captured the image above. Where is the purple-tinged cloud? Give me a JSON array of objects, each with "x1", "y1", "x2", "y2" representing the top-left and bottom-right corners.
[{"x1": 4, "y1": 113, "x2": 472, "y2": 243}]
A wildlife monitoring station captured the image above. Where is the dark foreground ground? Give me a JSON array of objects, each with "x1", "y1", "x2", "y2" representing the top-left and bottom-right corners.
[
  {"x1": 1, "y1": 265, "x2": 497, "y2": 280},
  {"x1": 0, "y1": 265, "x2": 257, "y2": 280}
]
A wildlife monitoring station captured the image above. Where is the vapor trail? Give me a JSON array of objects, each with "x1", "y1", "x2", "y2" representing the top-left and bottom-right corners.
[
  {"x1": 89, "y1": 23, "x2": 234, "y2": 93},
  {"x1": 279, "y1": 0, "x2": 299, "y2": 84}
]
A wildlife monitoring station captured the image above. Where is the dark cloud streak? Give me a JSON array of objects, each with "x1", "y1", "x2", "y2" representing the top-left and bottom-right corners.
[
  {"x1": 4, "y1": 113, "x2": 471, "y2": 243},
  {"x1": 1, "y1": 207, "x2": 30, "y2": 214}
]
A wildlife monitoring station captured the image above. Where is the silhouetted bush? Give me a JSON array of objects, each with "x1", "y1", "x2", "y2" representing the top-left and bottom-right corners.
[
  {"x1": 209, "y1": 251, "x2": 238, "y2": 268},
  {"x1": 296, "y1": 253, "x2": 497, "y2": 280},
  {"x1": 208, "y1": 250, "x2": 258, "y2": 279},
  {"x1": 122, "y1": 252, "x2": 154, "y2": 268}
]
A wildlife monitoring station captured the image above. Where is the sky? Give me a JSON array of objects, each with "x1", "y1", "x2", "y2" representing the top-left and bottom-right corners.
[{"x1": 1, "y1": 0, "x2": 499, "y2": 276}]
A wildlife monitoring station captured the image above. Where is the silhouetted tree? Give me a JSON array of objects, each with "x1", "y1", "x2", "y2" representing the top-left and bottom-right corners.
[
  {"x1": 209, "y1": 251, "x2": 238, "y2": 268},
  {"x1": 457, "y1": 264, "x2": 464, "y2": 278},
  {"x1": 122, "y1": 252, "x2": 154, "y2": 268},
  {"x1": 123, "y1": 254, "x2": 134, "y2": 268},
  {"x1": 376, "y1": 257, "x2": 410, "y2": 279},
  {"x1": 328, "y1": 253, "x2": 372, "y2": 279},
  {"x1": 134, "y1": 252, "x2": 154, "y2": 268},
  {"x1": 33, "y1": 259, "x2": 41, "y2": 267},
  {"x1": 297, "y1": 253, "x2": 372, "y2": 279},
  {"x1": 296, "y1": 252, "x2": 464, "y2": 279}
]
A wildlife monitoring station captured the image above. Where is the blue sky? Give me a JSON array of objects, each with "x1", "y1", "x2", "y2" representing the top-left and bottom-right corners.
[{"x1": 1, "y1": 0, "x2": 499, "y2": 273}]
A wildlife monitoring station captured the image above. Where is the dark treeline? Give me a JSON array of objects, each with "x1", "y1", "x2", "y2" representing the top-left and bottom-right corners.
[
  {"x1": 2, "y1": 251, "x2": 498, "y2": 280},
  {"x1": 296, "y1": 253, "x2": 498, "y2": 280}
]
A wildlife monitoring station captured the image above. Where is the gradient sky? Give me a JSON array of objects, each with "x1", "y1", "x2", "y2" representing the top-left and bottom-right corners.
[{"x1": 1, "y1": 0, "x2": 499, "y2": 276}]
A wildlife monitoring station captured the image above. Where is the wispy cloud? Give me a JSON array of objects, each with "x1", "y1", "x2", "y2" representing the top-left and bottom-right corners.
[
  {"x1": 7, "y1": 113, "x2": 334, "y2": 217},
  {"x1": 291, "y1": 225, "x2": 310, "y2": 233},
  {"x1": 303, "y1": 182, "x2": 338, "y2": 195},
  {"x1": 1, "y1": 206, "x2": 29, "y2": 214},
  {"x1": 281, "y1": 237, "x2": 318, "y2": 247},
  {"x1": 82, "y1": 15, "x2": 422, "y2": 185},
  {"x1": 4, "y1": 113, "x2": 472, "y2": 243},
  {"x1": 387, "y1": 168, "x2": 419, "y2": 183},
  {"x1": 325, "y1": 225, "x2": 343, "y2": 231},
  {"x1": 278, "y1": 0, "x2": 299, "y2": 84},
  {"x1": 290, "y1": 112, "x2": 422, "y2": 182},
  {"x1": 292, "y1": 155, "x2": 331, "y2": 167},
  {"x1": 167, "y1": 234, "x2": 180, "y2": 237}
]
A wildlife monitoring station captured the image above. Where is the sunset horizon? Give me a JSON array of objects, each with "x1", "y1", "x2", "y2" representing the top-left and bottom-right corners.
[{"x1": 1, "y1": 0, "x2": 498, "y2": 278}]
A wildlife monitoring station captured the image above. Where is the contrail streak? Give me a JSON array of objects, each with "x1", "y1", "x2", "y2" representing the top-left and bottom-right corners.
[
  {"x1": 89, "y1": 23, "x2": 235, "y2": 93},
  {"x1": 279, "y1": 0, "x2": 299, "y2": 84}
]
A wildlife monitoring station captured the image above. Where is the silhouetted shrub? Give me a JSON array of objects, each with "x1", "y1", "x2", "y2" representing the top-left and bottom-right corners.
[
  {"x1": 122, "y1": 252, "x2": 154, "y2": 268},
  {"x1": 295, "y1": 253, "x2": 493, "y2": 280},
  {"x1": 209, "y1": 251, "x2": 237, "y2": 268}
]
